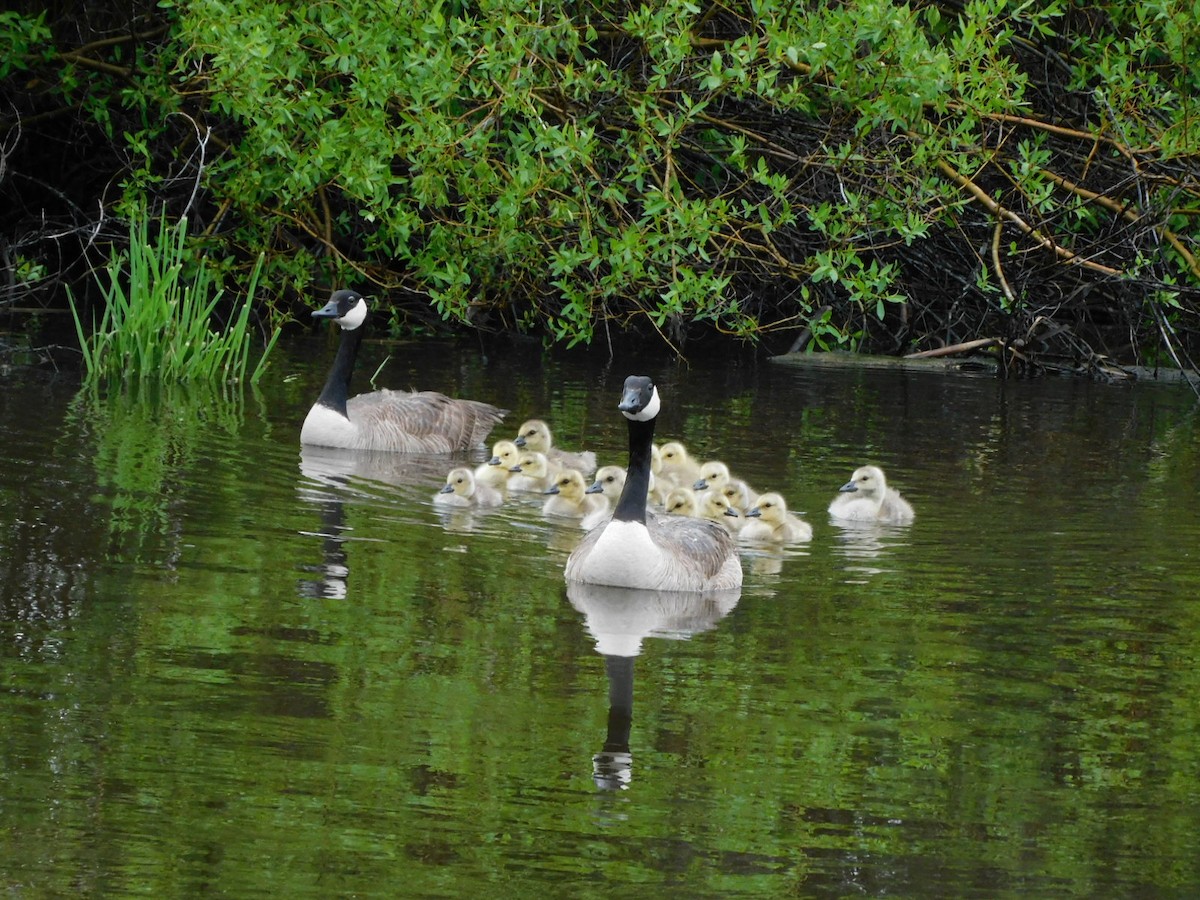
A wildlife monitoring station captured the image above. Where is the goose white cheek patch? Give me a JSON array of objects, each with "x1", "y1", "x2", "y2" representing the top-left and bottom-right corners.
[
  {"x1": 339, "y1": 298, "x2": 368, "y2": 330},
  {"x1": 621, "y1": 387, "x2": 660, "y2": 422}
]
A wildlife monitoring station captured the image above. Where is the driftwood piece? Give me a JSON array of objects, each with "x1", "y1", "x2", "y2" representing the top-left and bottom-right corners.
[
  {"x1": 769, "y1": 350, "x2": 999, "y2": 376},
  {"x1": 904, "y1": 338, "x2": 1001, "y2": 360}
]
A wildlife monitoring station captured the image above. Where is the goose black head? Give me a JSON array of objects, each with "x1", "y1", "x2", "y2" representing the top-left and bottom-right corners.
[
  {"x1": 618, "y1": 375, "x2": 660, "y2": 422},
  {"x1": 313, "y1": 290, "x2": 369, "y2": 330}
]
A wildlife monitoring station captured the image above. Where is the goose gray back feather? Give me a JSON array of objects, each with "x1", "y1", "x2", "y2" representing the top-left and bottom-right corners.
[{"x1": 343, "y1": 390, "x2": 506, "y2": 453}]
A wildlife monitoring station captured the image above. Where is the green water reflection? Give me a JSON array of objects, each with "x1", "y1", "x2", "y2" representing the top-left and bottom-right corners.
[{"x1": 2, "y1": 345, "x2": 1199, "y2": 896}]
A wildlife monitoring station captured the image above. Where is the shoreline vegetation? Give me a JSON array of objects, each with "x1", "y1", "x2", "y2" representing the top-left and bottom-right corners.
[{"x1": 3, "y1": 1, "x2": 1200, "y2": 382}]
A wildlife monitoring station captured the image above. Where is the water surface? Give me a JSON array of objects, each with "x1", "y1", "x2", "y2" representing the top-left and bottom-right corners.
[{"x1": 2, "y1": 339, "x2": 1199, "y2": 896}]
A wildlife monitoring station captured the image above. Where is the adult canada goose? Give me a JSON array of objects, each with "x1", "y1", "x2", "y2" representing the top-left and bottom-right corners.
[
  {"x1": 514, "y1": 419, "x2": 597, "y2": 476},
  {"x1": 302, "y1": 290, "x2": 507, "y2": 452},
  {"x1": 508, "y1": 450, "x2": 555, "y2": 493},
  {"x1": 543, "y1": 469, "x2": 610, "y2": 523},
  {"x1": 740, "y1": 493, "x2": 813, "y2": 543},
  {"x1": 657, "y1": 441, "x2": 702, "y2": 490},
  {"x1": 564, "y1": 376, "x2": 743, "y2": 592},
  {"x1": 474, "y1": 439, "x2": 520, "y2": 490},
  {"x1": 435, "y1": 467, "x2": 503, "y2": 508},
  {"x1": 828, "y1": 465, "x2": 915, "y2": 524}
]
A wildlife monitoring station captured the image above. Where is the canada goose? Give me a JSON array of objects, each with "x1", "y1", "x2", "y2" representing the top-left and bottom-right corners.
[
  {"x1": 657, "y1": 441, "x2": 702, "y2": 490},
  {"x1": 474, "y1": 439, "x2": 519, "y2": 490},
  {"x1": 564, "y1": 376, "x2": 743, "y2": 592},
  {"x1": 740, "y1": 493, "x2": 813, "y2": 543},
  {"x1": 828, "y1": 465, "x2": 915, "y2": 524},
  {"x1": 514, "y1": 419, "x2": 597, "y2": 476},
  {"x1": 508, "y1": 450, "x2": 555, "y2": 493},
  {"x1": 544, "y1": 469, "x2": 609, "y2": 522},
  {"x1": 435, "y1": 467, "x2": 503, "y2": 508},
  {"x1": 303, "y1": 290, "x2": 507, "y2": 452}
]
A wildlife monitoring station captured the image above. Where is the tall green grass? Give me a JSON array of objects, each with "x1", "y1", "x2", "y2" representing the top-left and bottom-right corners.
[{"x1": 69, "y1": 211, "x2": 280, "y2": 384}]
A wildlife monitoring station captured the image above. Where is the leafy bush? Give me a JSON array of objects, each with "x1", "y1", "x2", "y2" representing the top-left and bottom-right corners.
[{"x1": 5, "y1": 1, "x2": 1200, "y2": 367}]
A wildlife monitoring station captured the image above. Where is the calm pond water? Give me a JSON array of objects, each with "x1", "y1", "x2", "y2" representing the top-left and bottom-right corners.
[{"x1": 2, "y1": 335, "x2": 1199, "y2": 897}]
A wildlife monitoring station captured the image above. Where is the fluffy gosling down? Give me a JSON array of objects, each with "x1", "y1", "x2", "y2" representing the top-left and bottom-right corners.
[
  {"x1": 740, "y1": 493, "x2": 813, "y2": 543},
  {"x1": 435, "y1": 467, "x2": 503, "y2": 508},
  {"x1": 656, "y1": 441, "x2": 702, "y2": 490},
  {"x1": 543, "y1": 469, "x2": 609, "y2": 522},
  {"x1": 514, "y1": 419, "x2": 597, "y2": 476},
  {"x1": 508, "y1": 451, "x2": 555, "y2": 493},
  {"x1": 303, "y1": 290, "x2": 506, "y2": 452},
  {"x1": 563, "y1": 376, "x2": 742, "y2": 592},
  {"x1": 474, "y1": 439, "x2": 520, "y2": 490},
  {"x1": 587, "y1": 465, "x2": 627, "y2": 499},
  {"x1": 828, "y1": 465, "x2": 915, "y2": 524}
]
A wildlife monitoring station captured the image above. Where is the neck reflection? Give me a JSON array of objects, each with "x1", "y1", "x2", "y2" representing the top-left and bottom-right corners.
[{"x1": 567, "y1": 582, "x2": 741, "y2": 791}]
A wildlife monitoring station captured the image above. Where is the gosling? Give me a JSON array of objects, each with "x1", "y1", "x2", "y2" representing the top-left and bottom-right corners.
[
  {"x1": 740, "y1": 493, "x2": 813, "y2": 543},
  {"x1": 828, "y1": 465, "x2": 915, "y2": 524}
]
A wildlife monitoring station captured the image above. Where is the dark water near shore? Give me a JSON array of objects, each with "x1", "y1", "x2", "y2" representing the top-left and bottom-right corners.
[{"x1": 2, "y1": 337, "x2": 1199, "y2": 896}]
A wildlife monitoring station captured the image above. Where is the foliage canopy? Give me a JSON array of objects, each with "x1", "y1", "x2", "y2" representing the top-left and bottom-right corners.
[{"x1": 4, "y1": 0, "x2": 1200, "y2": 370}]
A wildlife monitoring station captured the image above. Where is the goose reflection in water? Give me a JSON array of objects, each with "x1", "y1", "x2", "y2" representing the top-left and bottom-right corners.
[
  {"x1": 829, "y1": 518, "x2": 913, "y2": 583},
  {"x1": 297, "y1": 446, "x2": 468, "y2": 597},
  {"x1": 566, "y1": 582, "x2": 740, "y2": 790}
]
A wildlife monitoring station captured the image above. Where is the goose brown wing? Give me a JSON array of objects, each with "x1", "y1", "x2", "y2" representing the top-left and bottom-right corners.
[
  {"x1": 650, "y1": 512, "x2": 738, "y2": 580},
  {"x1": 347, "y1": 390, "x2": 507, "y2": 452}
]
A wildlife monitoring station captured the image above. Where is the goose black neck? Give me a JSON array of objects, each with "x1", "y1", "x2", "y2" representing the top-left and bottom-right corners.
[
  {"x1": 316, "y1": 326, "x2": 364, "y2": 417},
  {"x1": 612, "y1": 415, "x2": 656, "y2": 523},
  {"x1": 603, "y1": 654, "x2": 634, "y2": 748}
]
